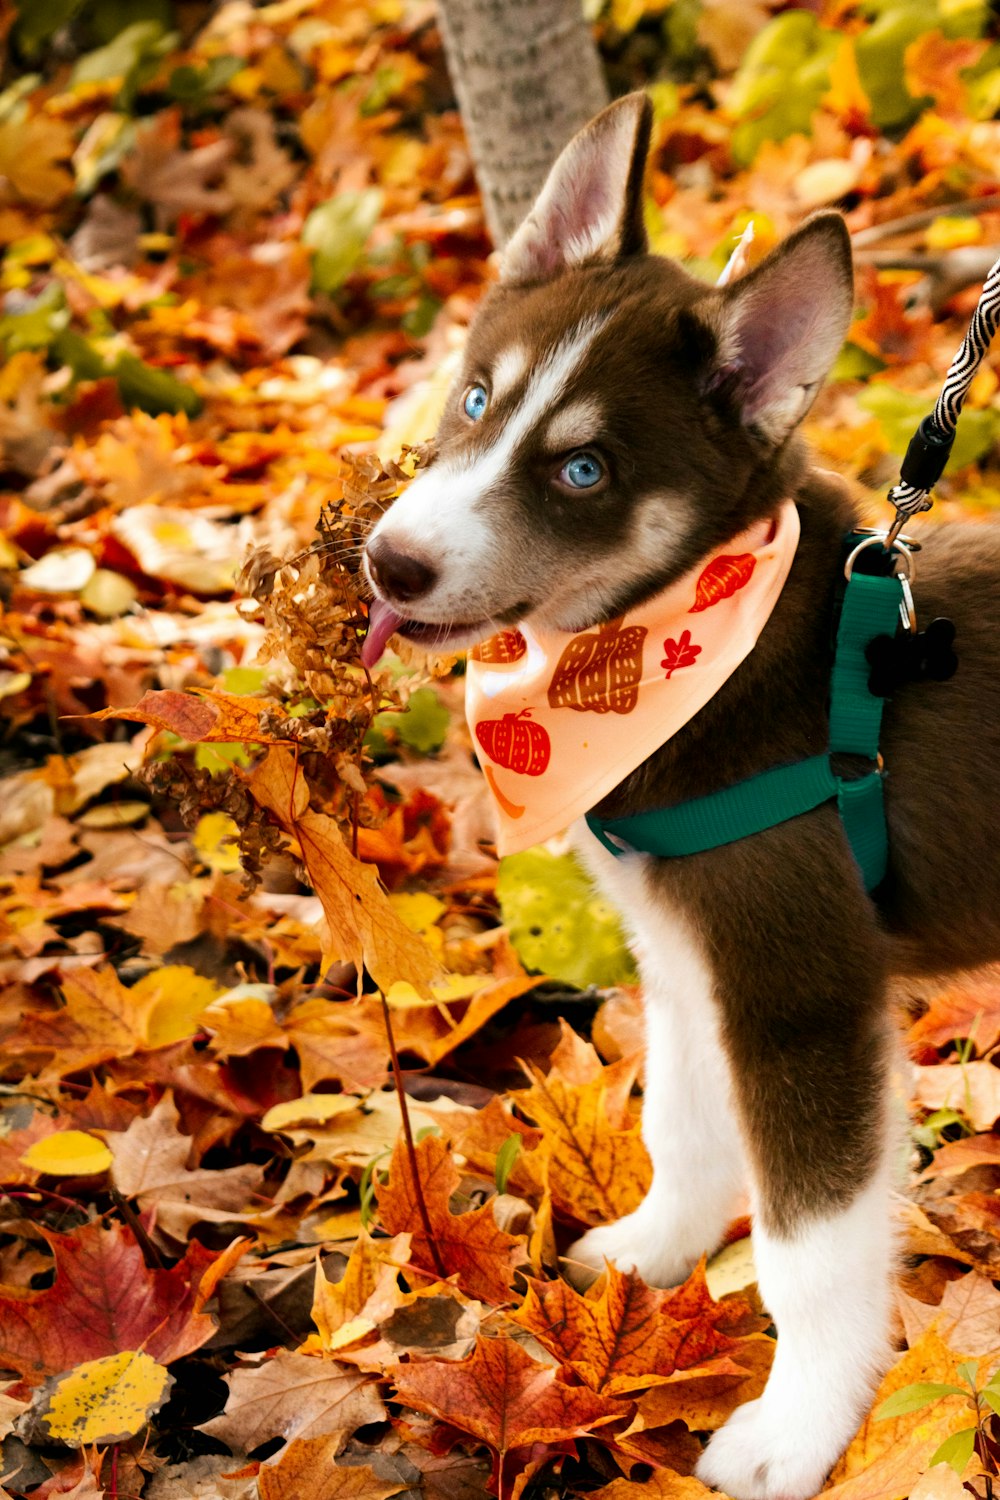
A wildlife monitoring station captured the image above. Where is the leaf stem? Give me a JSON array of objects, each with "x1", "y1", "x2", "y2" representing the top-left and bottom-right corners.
[{"x1": 379, "y1": 992, "x2": 447, "y2": 1279}]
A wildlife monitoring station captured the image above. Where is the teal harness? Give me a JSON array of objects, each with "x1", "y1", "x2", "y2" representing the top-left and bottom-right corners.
[{"x1": 586, "y1": 534, "x2": 907, "y2": 893}]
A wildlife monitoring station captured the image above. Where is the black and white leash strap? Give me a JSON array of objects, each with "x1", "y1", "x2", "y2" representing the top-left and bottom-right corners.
[{"x1": 886, "y1": 247, "x2": 1000, "y2": 545}]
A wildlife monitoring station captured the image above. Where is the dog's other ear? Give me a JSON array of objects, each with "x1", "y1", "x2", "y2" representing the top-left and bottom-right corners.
[
  {"x1": 705, "y1": 212, "x2": 854, "y2": 442},
  {"x1": 499, "y1": 92, "x2": 652, "y2": 287}
]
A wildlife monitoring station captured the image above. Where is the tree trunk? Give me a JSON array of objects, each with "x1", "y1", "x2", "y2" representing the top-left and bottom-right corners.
[{"x1": 436, "y1": 0, "x2": 609, "y2": 246}]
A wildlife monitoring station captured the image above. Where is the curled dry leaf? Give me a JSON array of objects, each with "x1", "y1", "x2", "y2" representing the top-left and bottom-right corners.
[{"x1": 258, "y1": 1435, "x2": 407, "y2": 1500}]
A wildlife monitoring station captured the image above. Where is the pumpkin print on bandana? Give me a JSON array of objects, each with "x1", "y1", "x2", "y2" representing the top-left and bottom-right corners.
[
  {"x1": 547, "y1": 619, "x2": 648, "y2": 715},
  {"x1": 470, "y1": 629, "x2": 528, "y2": 664},
  {"x1": 476, "y1": 709, "x2": 551, "y2": 775},
  {"x1": 466, "y1": 499, "x2": 802, "y2": 857}
]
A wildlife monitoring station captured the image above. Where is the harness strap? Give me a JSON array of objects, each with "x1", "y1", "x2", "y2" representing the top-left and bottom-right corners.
[{"x1": 586, "y1": 549, "x2": 904, "y2": 892}]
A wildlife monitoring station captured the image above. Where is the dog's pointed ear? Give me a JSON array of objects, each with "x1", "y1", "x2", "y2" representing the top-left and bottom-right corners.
[
  {"x1": 499, "y1": 92, "x2": 652, "y2": 287},
  {"x1": 703, "y1": 213, "x2": 854, "y2": 442}
]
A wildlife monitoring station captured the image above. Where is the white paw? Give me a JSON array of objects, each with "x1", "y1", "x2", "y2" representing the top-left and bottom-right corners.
[
  {"x1": 696, "y1": 1396, "x2": 836, "y2": 1500},
  {"x1": 563, "y1": 1211, "x2": 698, "y2": 1290}
]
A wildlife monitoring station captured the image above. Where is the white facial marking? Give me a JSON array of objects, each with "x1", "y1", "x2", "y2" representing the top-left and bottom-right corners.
[
  {"x1": 368, "y1": 314, "x2": 609, "y2": 619},
  {"x1": 543, "y1": 397, "x2": 603, "y2": 454},
  {"x1": 490, "y1": 345, "x2": 531, "y2": 401}
]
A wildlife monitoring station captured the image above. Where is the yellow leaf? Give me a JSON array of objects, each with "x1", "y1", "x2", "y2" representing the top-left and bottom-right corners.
[
  {"x1": 20, "y1": 1131, "x2": 112, "y2": 1178},
  {"x1": 0, "y1": 115, "x2": 75, "y2": 207},
  {"x1": 193, "y1": 811, "x2": 242, "y2": 874},
  {"x1": 389, "y1": 891, "x2": 445, "y2": 933},
  {"x1": 133, "y1": 966, "x2": 223, "y2": 1048},
  {"x1": 262, "y1": 1094, "x2": 363, "y2": 1133},
  {"x1": 39, "y1": 1351, "x2": 172, "y2": 1445}
]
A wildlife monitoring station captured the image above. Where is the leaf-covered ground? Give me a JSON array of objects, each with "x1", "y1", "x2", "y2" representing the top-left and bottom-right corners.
[{"x1": 5, "y1": 1, "x2": 1000, "y2": 1496}]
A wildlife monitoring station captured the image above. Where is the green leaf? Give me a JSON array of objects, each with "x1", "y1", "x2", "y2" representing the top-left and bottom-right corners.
[
  {"x1": 495, "y1": 1135, "x2": 521, "y2": 1195},
  {"x1": 497, "y1": 848, "x2": 637, "y2": 991},
  {"x1": 728, "y1": 12, "x2": 840, "y2": 166},
  {"x1": 858, "y1": 383, "x2": 1000, "y2": 471},
  {"x1": 957, "y1": 1359, "x2": 978, "y2": 1388},
  {"x1": 302, "y1": 190, "x2": 383, "y2": 295},
  {"x1": 367, "y1": 687, "x2": 449, "y2": 756},
  {"x1": 70, "y1": 20, "x2": 168, "y2": 86},
  {"x1": 222, "y1": 666, "x2": 268, "y2": 696},
  {"x1": 982, "y1": 1387, "x2": 1000, "y2": 1417},
  {"x1": 875, "y1": 1381, "x2": 968, "y2": 1420},
  {"x1": 114, "y1": 353, "x2": 202, "y2": 418},
  {"x1": 194, "y1": 743, "x2": 251, "y2": 773},
  {"x1": 51, "y1": 329, "x2": 112, "y2": 382},
  {"x1": 927, "y1": 1426, "x2": 977, "y2": 1474},
  {"x1": 87, "y1": 0, "x2": 174, "y2": 44},
  {"x1": 0, "y1": 283, "x2": 68, "y2": 355},
  {"x1": 830, "y1": 343, "x2": 886, "y2": 382},
  {"x1": 167, "y1": 55, "x2": 244, "y2": 103}
]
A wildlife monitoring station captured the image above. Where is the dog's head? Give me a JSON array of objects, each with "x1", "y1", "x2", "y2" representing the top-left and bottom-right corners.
[{"x1": 362, "y1": 92, "x2": 853, "y2": 665}]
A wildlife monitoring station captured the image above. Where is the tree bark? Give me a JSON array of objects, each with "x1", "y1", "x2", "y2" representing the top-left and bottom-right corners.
[{"x1": 436, "y1": 0, "x2": 609, "y2": 246}]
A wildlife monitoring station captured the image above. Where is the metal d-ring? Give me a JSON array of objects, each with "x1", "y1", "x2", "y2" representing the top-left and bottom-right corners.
[{"x1": 844, "y1": 532, "x2": 917, "y2": 583}]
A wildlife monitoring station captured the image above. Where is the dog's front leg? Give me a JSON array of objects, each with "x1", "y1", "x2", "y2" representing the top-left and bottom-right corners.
[
  {"x1": 566, "y1": 825, "x2": 747, "y2": 1288},
  {"x1": 686, "y1": 815, "x2": 896, "y2": 1500}
]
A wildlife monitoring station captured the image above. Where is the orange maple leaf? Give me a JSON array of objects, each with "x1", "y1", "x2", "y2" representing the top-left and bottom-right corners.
[
  {"x1": 376, "y1": 1133, "x2": 527, "y2": 1304},
  {"x1": 514, "y1": 1041, "x2": 651, "y2": 1228},
  {"x1": 512, "y1": 1260, "x2": 760, "y2": 1396},
  {"x1": 392, "y1": 1333, "x2": 629, "y2": 1467}
]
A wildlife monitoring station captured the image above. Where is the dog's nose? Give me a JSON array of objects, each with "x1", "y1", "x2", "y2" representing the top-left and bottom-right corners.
[{"x1": 366, "y1": 535, "x2": 437, "y2": 603}]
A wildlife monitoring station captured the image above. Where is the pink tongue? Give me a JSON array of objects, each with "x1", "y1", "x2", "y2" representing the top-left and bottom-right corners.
[{"x1": 362, "y1": 598, "x2": 406, "y2": 668}]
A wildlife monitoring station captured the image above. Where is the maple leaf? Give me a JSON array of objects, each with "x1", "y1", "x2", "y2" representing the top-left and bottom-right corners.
[
  {"x1": 660, "y1": 630, "x2": 702, "y2": 679},
  {"x1": 106, "y1": 1094, "x2": 267, "y2": 1246},
  {"x1": 588, "y1": 1475, "x2": 714, "y2": 1499},
  {"x1": 306, "y1": 1229, "x2": 413, "y2": 1355},
  {"x1": 512, "y1": 1260, "x2": 761, "y2": 1396},
  {"x1": 514, "y1": 1044, "x2": 651, "y2": 1227},
  {"x1": 899, "y1": 1269, "x2": 1000, "y2": 1360},
  {"x1": 259, "y1": 1436, "x2": 407, "y2": 1499},
  {"x1": 376, "y1": 1133, "x2": 527, "y2": 1304},
  {"x1": 248, "y1": 747, "x2": 440, "y2": 990},
  {"x1": 200, "y1": 1350, "x2": 385, "y2": 1450},
  {"x1": 393, "y1": 1334, "x2": 630, "y2": 1471},
  {"x1": 15, "y1": 964, "x2": 220, "y2": 1077},
  {"x1": 0, "y1": 1220, "x2": 244, "y2": 1384}
]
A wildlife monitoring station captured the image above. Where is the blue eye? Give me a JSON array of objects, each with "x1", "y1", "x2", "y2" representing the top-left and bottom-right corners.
[
  {"x1": 559, "y1": 451, "x2": 605, "y2": 490},
  {"x1": 464, "y1": 384, "x2": 488, "y2": 421}
]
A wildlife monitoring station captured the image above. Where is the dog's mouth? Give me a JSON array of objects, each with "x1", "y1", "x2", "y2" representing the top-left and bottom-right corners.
[{"x1": 361, "y1": 598, "x2": 492, "y2": 668}]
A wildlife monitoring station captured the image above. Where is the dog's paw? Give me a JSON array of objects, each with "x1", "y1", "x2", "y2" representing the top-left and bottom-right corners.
[
  {"x1": 695, "y1": 1397, "x2": 833, "y2": 1500},
  {"x1": 563, "y1": 1212, "x2": 696, "y2": 1290}
]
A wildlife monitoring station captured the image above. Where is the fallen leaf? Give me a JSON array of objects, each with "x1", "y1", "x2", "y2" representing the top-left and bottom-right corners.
[
  {"x1": 29, "y1": 1350, "x2": 172, "y2": 1446},
  {"x1": 910, "y1": 972, "x2": 1000, "y2": 1056},
  {"x1": 392, "y1": 1333, "x2": 629, "y2": 1466},
  {"x1": 259, "y1": 1436, "x2": 406, "y2": 1499},
  {"x1": 201, "y1": 1351, "x2": 385, "y2": 1450},
  {"x1": 376, "y1": 1132, "x2": 526, "y2": 1304},
  {"x1": 0, "y1": 1220, "x2": 239, "y2": 1383}
]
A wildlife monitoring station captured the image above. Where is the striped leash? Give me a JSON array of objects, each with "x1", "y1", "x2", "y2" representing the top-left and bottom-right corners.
[{"x1": 884, "y1": 246, "x2": 1000, "y2": 547}]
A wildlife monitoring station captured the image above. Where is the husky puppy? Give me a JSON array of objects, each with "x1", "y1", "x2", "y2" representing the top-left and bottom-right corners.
[{"x1": 362, "y1": 93, "x2": 1000, "y2": 1499}]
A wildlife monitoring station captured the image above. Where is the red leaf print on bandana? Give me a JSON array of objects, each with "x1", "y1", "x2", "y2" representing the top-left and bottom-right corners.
[
  {"x1": 661, "y1": 630, "x2": 702, "y2": 679},
  {"x1": 689, "y1": 553, "x2": 756, "y2": 612}
]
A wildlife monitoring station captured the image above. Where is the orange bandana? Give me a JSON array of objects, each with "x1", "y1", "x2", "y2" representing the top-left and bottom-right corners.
[{"x1": 466, "y1": 499, "x2": 801, "y2": 855}]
